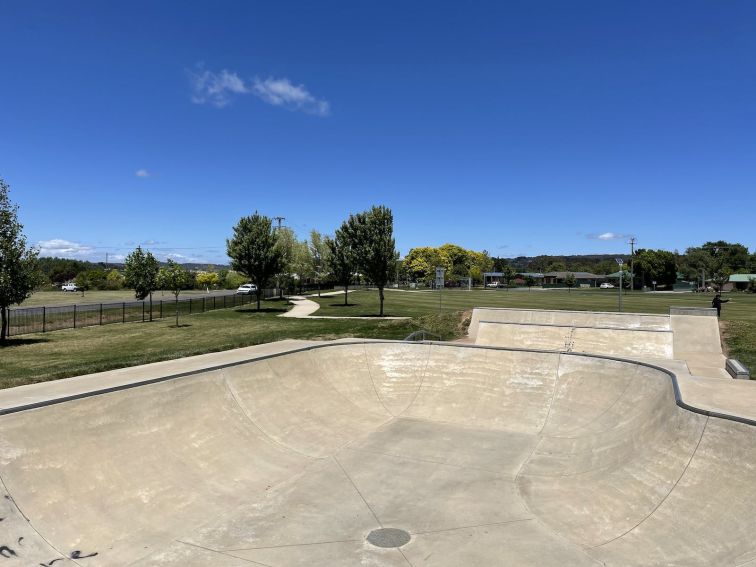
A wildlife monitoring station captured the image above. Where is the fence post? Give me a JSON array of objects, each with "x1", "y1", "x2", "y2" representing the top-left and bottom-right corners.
[
  {"x1": 42, "y1": 306, "x2": 46, "y2": 333},
  {"x1": 223, "y1": 295, "x2": 227, "y2": 308},
  {"x1": 160, "y1": 300, "x2": 163, "y2": 319},
  {"x1": 99, "y1": 303, "x2": 103, "y2": 326},
  {"x1": 203, "y1": 297, "x2": 206, "y2": 312},
  {"x1": 213, "y1": 296, "x2": 216, "y2": 310},
  {"x1": 142, "y1": 301, "x2": 145, "y2": 322},
  {"x1": 189, "y1": 299, "x2": 192, "y2": 315},
  {"x1": 122, "y1": 302, "x2": 126, "y2": 323},
  {"x1": 73, "y1": 304, "x2": 77, "y2": 329}
]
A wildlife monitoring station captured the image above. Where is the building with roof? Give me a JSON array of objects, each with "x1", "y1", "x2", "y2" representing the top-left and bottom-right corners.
[{"x1": 543, "y1": 272, "x2": 603, "y2": 287}]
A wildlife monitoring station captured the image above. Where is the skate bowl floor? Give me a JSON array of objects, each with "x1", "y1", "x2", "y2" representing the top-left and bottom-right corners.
[{"x1": 2, "y1": 340, "x2": 756, "y2": 566}]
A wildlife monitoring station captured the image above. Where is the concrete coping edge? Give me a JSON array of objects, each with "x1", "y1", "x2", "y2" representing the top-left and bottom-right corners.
[{"x1": 2, "y1": 340, "x2": 755, "y2": 429}]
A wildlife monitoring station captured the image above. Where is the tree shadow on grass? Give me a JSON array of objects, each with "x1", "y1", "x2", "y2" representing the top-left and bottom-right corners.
[
  {"x1": 0, "y1": 337, "x2": 50, "y2": 348},
  {"x1": 328, "y1": 303, "x2": 359, "y2": 307},
  {"x1": 169, "y1": 324, "x2": 193, "y2": 328},
  {"x1": 235, "y1": 307, "x2": 289, "y2": 314}
]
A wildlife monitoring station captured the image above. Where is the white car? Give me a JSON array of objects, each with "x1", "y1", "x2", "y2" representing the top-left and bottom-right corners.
[
  {"x1": 236, "y1": 283, "x2": 258, "y2": 295},
  {"x1": 599, "y1": 282, "x2": 614, "y2": 289},
  {"x1": 61, "y1": 283, "x2": 78, "y2": 292}
]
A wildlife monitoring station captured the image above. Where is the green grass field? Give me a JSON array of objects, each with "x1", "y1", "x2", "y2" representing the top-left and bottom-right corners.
[{"x1": 1, "y1": 287, "x2": 753, "y2": 389}]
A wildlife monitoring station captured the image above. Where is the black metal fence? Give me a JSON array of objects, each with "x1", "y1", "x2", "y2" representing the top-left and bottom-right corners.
[{"x1": 8, "y1": 289, "x2": 278, "y2": 337}]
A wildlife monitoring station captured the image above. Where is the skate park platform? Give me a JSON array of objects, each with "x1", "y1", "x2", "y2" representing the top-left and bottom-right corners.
[{"x1": 1, "y1": 309, "x2": 756, "y2": 566}]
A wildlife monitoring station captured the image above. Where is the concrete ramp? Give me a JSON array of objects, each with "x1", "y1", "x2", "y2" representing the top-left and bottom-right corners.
[
  {"x1": 2, "y1": 341, "x2": 756, "y2": 566},
  {"x1": 476, "y1": 321, "x2": 674, "y2": 359}
]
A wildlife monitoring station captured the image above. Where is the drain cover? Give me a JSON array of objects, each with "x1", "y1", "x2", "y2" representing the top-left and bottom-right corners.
[{"x1": 366, "y1": 527, "x2": 411, "y2": 548}]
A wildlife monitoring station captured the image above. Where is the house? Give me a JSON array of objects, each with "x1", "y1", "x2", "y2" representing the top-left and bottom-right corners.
[{"x1": 543, "y1": 272, "x2": 603, "y2": 287}]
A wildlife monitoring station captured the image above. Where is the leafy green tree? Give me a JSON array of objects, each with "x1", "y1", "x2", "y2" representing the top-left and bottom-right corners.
[
  {"x1": 196, "y1": 271, "x2": 220, "y2": 292},
  {"x1": 633, "y1": 249, "x2": 677, "y2": 288},
  {"x1": 326, "y1": 224, "x2": 356, "y2": 306},
  {"x1": 227, "y1": 212, "x2": 283, "y2": 310},
  {"x1": 345, "y1": 205, "x2": 397, "y2": 316},
  {"x1": 0, "y1": 178, "x2": 41, "y2": 341},
  {"x1": 74, "y1": 271, "x2": 92, "y2": 295},
  {"x1": 525, "y1": 275, "x2": 536, "y2": 291},
  {"x1": 273, "y1": 227, "x2": 299, "y2": 296},
  {"x1": 105, "y1": 269, "x2": 125, "y2": 290},
  {"x1": 157, "y1": 260, "x2": 192, "y2": 326},
  {"x1": 224, "y1": 270, "x2": 247, "y2": 290},
  {"x1": 564, "y1": 272, "x2": 577, "y2": 293},
  {"x1": 309, "y1": 229, "x2": 331, "y2": 297},
  {"x1": 501, "y1": 265, "x2": 516, "y2": 290},
  {"x1": 124, "y1": 246, "x2": 160, "y2": 321}
]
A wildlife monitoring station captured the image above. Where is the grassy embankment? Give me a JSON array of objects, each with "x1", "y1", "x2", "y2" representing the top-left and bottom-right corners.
[{"x1": 1, "y1": 288, "x2": 753, "y2": 388}]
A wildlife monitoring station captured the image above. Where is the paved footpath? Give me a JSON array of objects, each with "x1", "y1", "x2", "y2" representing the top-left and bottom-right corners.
[{"x1": 280, "y1": 293, "x2": 410, "y2": 320}]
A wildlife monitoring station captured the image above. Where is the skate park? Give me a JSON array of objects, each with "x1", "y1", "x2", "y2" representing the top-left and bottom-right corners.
[{"x1": 1, "y1": 306, "x2": 755, "y2": 566}]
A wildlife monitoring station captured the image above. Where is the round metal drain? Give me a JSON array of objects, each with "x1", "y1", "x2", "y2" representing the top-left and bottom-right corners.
[{"x1": 366, "y1": 527, "x2": 411, "y2": 548}]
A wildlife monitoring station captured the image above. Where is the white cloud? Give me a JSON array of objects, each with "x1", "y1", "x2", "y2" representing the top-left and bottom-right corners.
[
  {"x1": 251, "y1": 76, "x2": 330, "y2": 116},
  {"x1": 135, "y1": 169, "x2": 151, "y2": 178},
  {"x1": 588, "y1": 232, "x2": 634, "y2": 241},
  {"x1": 188, "y1": 66, "x2": 249, "y2": 108},
  {"x1": 37, "y1": 239, "x2": 95, "y2": 258},
  {"x1": 187, "y1": 65, "x2": 329, "y2": 115}
]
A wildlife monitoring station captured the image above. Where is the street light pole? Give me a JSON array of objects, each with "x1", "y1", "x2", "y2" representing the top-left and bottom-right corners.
[{"x1": 615, "y1": 258, "x2": 624, "y2": 312}]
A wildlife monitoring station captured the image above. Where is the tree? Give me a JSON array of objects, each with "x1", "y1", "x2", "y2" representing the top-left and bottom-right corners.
[
  {"x1": 157, "y1": 260, "x2": 192, "y2": 326},
  {"x1": 309, "y1": 229, "x2": 331, "y2": 297},
  {"x1": 124, "y1": 246, "x2": 160, "y2": 321},
  {"x1": 227, "y1": 212, "x2": 283, "y2": 310},
  {"x1": 0, "y1": 178, "x2": 40, "y2": 341},
  {"x1": 633, "y1": 249, "x2": 677, "y2": 289},
  {"x1": 326, "y1": 224, "x2": 356, "y2": 306},
  {"x1": 105, "y1": 269, "x2": 125, "y2": 290},
  {"x1": 525, "y1": 275, "x2": 536, "y2": 291},
  {"x1": 345, "y1": 205, "x2": 397, "y2": 316},
  {"x1": 196, "y1": 271, "x2": 220, "y2": 292},
  {"x1": 501, "y1": 265, "x2": 516, "y2": 290},
  {"x1": 565, "y1": 272, "x2": 577, "y2": 293},
  {"x1": 273, "y1": 227, "x2": 299, "y2": 296}
]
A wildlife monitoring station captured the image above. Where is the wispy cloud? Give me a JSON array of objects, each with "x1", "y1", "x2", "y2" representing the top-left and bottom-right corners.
[
  {"x1": 36, "y1": 239, "x2": 95, "y2": 258},
  {"x1": 135, "y1": 169, "x2": 151, "y2": 178},
  {"x1": 251, "y1": 76, "x2": 330, "y2": 116},
  {"x1": 187, "y1": 65, "x2": 329, "y2": 115},
  {"x1": 587, "y1": 232, "x2": 634, "y2": 241},
  {"x1": 188, "y1": 66, "x2": 249, "y2": 108}
]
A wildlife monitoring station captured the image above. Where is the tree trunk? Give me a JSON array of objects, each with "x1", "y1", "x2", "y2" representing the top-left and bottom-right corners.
[
  {"x1": 149, "y1": 292, "x2": 153, "y2": 322},
  {"x1": 318, "y1": 282, "x2": 321, "y2": 297},
  {"x1": 0, "y1": 306, "x2": 7, "y2": 342},
  {"x1": 379, "y1": 286, "x2": 385, "y2": 316},
  {"x1": 257, "y1": 289, "x2": 261, "y2": 311},
  {"x1": 175, "y1": 297, "x2": 179, "y2": 326},
  {"x1": 344, "y1": 282, "x2": 349, "y2": 306}
]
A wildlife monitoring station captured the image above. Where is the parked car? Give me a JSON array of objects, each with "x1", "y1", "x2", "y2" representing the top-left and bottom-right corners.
[
  {"x1": 599, "y1": 282, "x2": 614, "y2": 289},
  {"x1": 236, "y1": 283, "x2": 258, "y2": 295},
  {"x1": 61, "y1": 282, "x2": 78, "y2": 292}
]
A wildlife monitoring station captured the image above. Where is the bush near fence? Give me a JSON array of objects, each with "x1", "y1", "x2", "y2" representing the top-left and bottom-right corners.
[{"x1": 8, "y1": 288, "x2": 278, "y2": 337}]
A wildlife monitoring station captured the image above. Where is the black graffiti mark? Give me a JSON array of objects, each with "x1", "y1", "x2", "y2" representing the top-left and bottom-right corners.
[
  {"x1": 39, "y1": 559, "x2": 63, "y2": 567},
  {"x1": 70, "y1": 550, "x2": 98, "y2": 559},
  {"x1": 0, "y1": 545, "x2": 17, "y2": 557},
  {"x1": 16, "y1": 537, "x2": 23, "y2": 545}
]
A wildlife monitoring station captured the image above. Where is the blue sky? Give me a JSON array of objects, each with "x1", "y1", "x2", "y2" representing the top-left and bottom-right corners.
[{"x1": 2, "y1": 1, "x2": 754, "y2": 264}]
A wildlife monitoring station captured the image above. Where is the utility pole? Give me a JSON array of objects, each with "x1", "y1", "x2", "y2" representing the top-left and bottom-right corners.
[
  {"x1": 615, "y1": 258, "x2": 624, "y2": 312},
  {"x1": 628, "y1": 237, "x2": 636, "y2": 292},
  {"x1": 273, "y1": 216, "x2": 286, "y2": 231},
  {"x1": 105, "y1": 252, "x2": 108, "y2": 270}
]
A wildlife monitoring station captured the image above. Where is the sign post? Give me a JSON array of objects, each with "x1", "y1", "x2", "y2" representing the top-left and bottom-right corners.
[
  {"x1": 615, "y1": 258, "x2": 624, "y2": 312},
  {"x1": 435, "y1": 267, "x2": 446, "y2": 313}
]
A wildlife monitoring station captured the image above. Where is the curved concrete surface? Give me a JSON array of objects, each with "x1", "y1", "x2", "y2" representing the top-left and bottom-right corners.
[{"x1": 2, "y1": 341, "x2": 756, "y2": 566}]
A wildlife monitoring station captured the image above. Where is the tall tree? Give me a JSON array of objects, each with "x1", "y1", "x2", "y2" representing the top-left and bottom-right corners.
[
  {"x1": 326, "y1": 224, "x2": 356, "y2": 306},
  {"x1": 564, "y1": 272, "x2": 577, "y2": 293},
  {"x1": 0, "y1": 178, "x2": 40, "y2": 341},
  {"x1": 346, "y1": 205, "x2": 396, "y2": 316},
  {"x1": 309, "y1": 229, "x2": 331, "y2": 297},
  {"x1": 227, "y1": 212, "x2": 283, "y2": 310},
  {"x1": 157, "y1": 260, "x2": 192, "y2": 326},
  {"x1": 124, "y1": 246, "x2": 160, "y2": 321}
]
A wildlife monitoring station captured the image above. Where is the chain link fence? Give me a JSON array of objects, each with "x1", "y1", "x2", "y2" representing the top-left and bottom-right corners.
[{"x1": 8, "y1": 288, "x2": 278, "y2": 337}]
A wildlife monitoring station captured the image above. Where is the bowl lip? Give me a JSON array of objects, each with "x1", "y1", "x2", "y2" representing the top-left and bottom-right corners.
[{"x1": 0, "y1": 339, "x2": 752, "y2": 428}]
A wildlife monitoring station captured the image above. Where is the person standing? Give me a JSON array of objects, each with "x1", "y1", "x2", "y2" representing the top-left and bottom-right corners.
[{"x1": 711, "y1": 293, "x2": 729, "y2": 317}]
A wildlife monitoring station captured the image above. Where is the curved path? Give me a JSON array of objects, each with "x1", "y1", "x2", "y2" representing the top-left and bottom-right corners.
[{"x1": 280, "y1": 294, "x2": 410, "y2": 320}]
